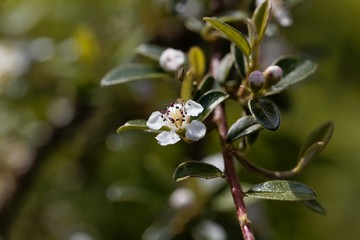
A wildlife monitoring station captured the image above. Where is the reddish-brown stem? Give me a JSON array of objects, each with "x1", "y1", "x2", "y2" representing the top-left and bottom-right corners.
[{"x1": 213, "y1": 105, "x2": 255, "y2": 240}]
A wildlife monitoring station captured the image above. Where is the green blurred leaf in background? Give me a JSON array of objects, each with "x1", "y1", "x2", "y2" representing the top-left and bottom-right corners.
[{"x1": 0, "y1": 0, "x2": 359, "y2": 239}]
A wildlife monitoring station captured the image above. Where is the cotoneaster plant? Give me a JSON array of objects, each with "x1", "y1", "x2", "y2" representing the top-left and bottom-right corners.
[{"x1": 101, "y1": 1, "x2": 334, "y2": 239}]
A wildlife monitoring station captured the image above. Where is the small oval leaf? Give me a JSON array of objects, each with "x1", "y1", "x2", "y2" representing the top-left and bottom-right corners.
[
  {"x1": 135, "y1": 44, "x2": 166, "y2": 61},
  {"x1": 297, "y1": 122, "x2": 334, "y2": 167},
  {"x1": 203, "y1": 17, "x2": 251, "y2": 57},
  {"x1": 245, "y1": 180, "x2": 317, "y2": 201},
  {"x1": 198, "y1": 74, "x2": 215, "y2": 93},
  {"x1": 246, "y1": 18, "x2": 258, "y2": 48},
  {"x1": 303, "y1": 199, "x2": 327, "y2": 215},
  {"x1": 173, "y1": 161, "x2": 224, "y2": 182},
  {"x1": 252, "y1": 0, "x2": 271, "y2": 41},
  {"x1": 215, "y1": 53, "x2": 234, "y2": 83},
  {"x1": 101, "y1": 64, "x2": 171, "y2": 86},
  {"x1": 226, "y1": 116, "x2": 263, "y2": 143},
  {"x1": 180, "y1": 70, "x2": 194, "y2": 101},
  {"x1": 196, "y1": 90, "x2": 229, "y2": 122},
  {"x1": 194, "y1": 74, "x2": 215, "y2": 100},
  {"x1": 188, "y1": 46, "x2": 206, "y2": 81},
  {"x1": 117, "y1": 119, "x2": 150, "y2": 134},
  {"x1": 249, "y1": 98, "x2": 280, "y2": 131},
  {"x1": 201, "y1": 11, "x2": 249, "y2": 41},
  {"x1": 265, "y1": 58, "x2": 318, "y2": 96},
  {"x1": 231, "y1": 43, "x2": 246, "y2": 79}
]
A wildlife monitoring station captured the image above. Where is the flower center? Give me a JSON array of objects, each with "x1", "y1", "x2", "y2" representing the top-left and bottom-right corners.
[{"x1": 161, "y1": 102, "x2": 188, "y2": 130}]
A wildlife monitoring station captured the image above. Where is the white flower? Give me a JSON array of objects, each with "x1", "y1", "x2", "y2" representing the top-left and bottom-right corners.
[
  {"x1": 159, "y1": 48, "x2": 185, "y2": 72},
  {"x1": 146, "y1": 100, "x2": 206, "y2": 146}
]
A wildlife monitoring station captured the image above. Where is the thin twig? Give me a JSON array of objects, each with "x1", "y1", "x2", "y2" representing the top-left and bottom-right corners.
[{"x1": 232, "y1": 149, "x2": 302, "y2": 179}]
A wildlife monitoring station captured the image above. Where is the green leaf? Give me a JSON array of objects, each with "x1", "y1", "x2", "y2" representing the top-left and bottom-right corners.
[
  {"x1": 215, "y1": 53, "x2": 234, "y2": 83},
  {"x1": 231, "y1": 43, "x2": 246, "y2": 79},
  {"x1": 265, "y1": 58, "x2": 318, "y2": 95},
  {"x1": 297, "y1": 122, "x2": 334, "y2": 168},
  {"x1": 246, "y1": 18, "x2": 258, "y2": 47},
  {"x1": 226, "y1": 116, "x2": 263, "y2": 143},
  {"x1": 252, "y1": 0, "x2": 271, "y2": 41},
  {"x1": 201, "y1": 11, "x2": 249, "y2": 41},
  {"x1": 249, "y1": 98, "x2": 280, "y2": 131},
  {"x1": 303, "y1": 199, "x2": 327, "y2": 215},
  {"x1": 135, "y1": 44, "x2": 166, "y2": 61},
  {"x1": 194, "y1": 74, "x2": 215, "y2": 100},
  {"x1": 173, "y1": 161, "x2": 224, "y2": 182},
  {"x1": 203, "y1": 17, "x2": 251, "y2": 57},
  {"x1": 188, "y1": 46, "x2": 206, "y2": 81},
  {"x1": 275, "y1": 57, "x2": 313, "y2": 75},
  {"x1": 101, "y1": 64, "x2": 171, "y2": 86},
  {"x1": 245, "y1": 180, "x2": 317, "y2": 201},
  {"x1": 196, "y1": 90, "x2": 229, "y2": 122},
  {"x1": 117, "y1": 119, "x2": 150, "y2": 134},
  {"x1": 180, "y1": 70, "x2": 194, "y2": 101}
]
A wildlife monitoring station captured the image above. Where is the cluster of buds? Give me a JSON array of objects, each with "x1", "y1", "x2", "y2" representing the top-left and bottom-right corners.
[{"x1": 248, "y1": 65, "x2": 283, "y2": 93}]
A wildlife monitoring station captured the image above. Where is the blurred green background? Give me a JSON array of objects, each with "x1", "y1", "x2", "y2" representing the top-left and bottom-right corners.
[{"x1": 0, "y1": 0, "x2": 359, "y2": 239}]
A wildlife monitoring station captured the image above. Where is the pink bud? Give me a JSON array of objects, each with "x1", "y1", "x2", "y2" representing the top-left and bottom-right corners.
[
  {"x1": 248, "y1": 70, "x2": 265, "y2": 93},
  {"x1": 263, "y1": 65, "x2": 283, "y2": 87}
]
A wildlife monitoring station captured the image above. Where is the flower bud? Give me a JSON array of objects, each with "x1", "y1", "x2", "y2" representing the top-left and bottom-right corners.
[
  {"x1": 159, "y1": 48, "x2": 185, "y2": 72},
  {"x1": 263, "y1": 65, "x2": 283, "y2": 87},
  {"x1": 248, "y1": 70, "x2": 265, "y2": 93}
]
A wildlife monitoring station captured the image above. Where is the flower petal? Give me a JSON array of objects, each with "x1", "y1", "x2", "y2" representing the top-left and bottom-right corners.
[
  {"x1": 146, "y1": 111, "x2": 164, "y2": 130},
  {"x1": 185, "y1": 120, "x2": 206, "y2": 141},
  {"x1": 185, "y1": 100, "x2": 204, "y2": 117},
  {"x1": 156, "y1": 131, "x2": 181, "y2": 146}
]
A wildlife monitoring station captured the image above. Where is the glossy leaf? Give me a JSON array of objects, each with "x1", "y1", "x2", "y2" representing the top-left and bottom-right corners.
[
  {"x1": 180, "y1": 70, "x2": 194, "y2": 101},
  {"x1": 135, "y1": 44, "x2": 166, "y2": 61},
  {"x1": 201, "y1": 11, "x2": 249, "y2": 40},
  {"x1": 226, "y1": 116, "x2": 263, "y2": 143},
  {"x1": 265, "y1": 58, "x2": 318, "y2": 95},
  {"x1": 194, "y1": 74, "x2": 215, "y2": 100},
  {"x1": 252, "y1": 0, "x2": 271, "y2": 41},
  {"x1": 215, "y1": 53, "x2": 234, "y2": 83},
  {"x1": 101, "y1": 64, "x2": 171, "y2": 86},
  {"x1": 297, "y1": 122, "x2": 334, "y2": 167},
  {"x1": 246, "y1": 18, "x2": 258, "y2": 48},
  {"x1": 304, "y1": 199, "x2": 327, "y2": 215},
  {"x1": 173, "y1": 161, "x2": 224, "y2": 182},
  {"x1": 203, "y1": 17, "x2": 251, "y2": 57},
  {"x1": 245, "y1": 180, "x2": 317, "y2": 201},
  {"x1": 117, "y1": 119, "x2": 150, "y2": 134},
  {"x1": 196, "y1": 90, "x2": 229, "y2": 122},
  {"x1": 249, "y1": 98, "x2": 280, "y2": 131},
  {"x1": 188, "y1": 46, "x2": 206, "y2": 81},
  {"x1": 231, "y1": 43, "x2": 246, "y2": 79}
]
